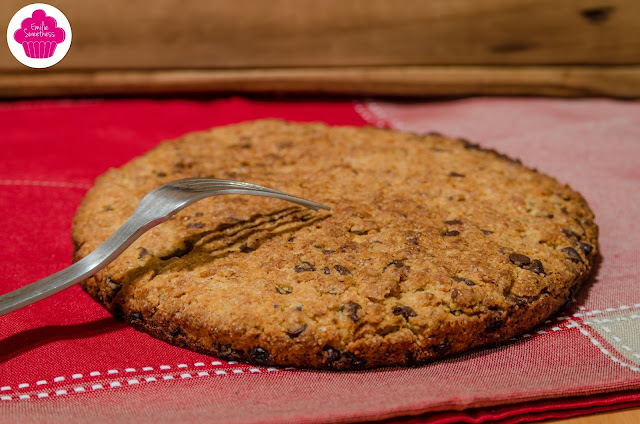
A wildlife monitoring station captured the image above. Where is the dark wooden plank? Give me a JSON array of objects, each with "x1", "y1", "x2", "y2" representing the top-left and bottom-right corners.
[
  {"x1": 1, "y1": 0, "x2": 639, "y2": 71},
  {"x1": 1, "y1": 66, "x2": 638, "y2": 98}
]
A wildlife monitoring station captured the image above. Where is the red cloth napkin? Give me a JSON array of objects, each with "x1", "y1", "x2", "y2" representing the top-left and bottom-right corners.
[{"x1": 1, "y1": 97, "x2": 639, "y2": 423}]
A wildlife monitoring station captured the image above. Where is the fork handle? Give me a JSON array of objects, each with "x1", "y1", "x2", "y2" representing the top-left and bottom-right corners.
[{"x1": 0, "y1": 215, "x2": 164, "y2": 317}]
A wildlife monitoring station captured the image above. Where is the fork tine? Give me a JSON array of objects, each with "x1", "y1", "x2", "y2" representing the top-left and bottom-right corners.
[
  {"x1": 204, "y1": 188, "x2": 330, "y2": 211},
  {"x1": 165, "y1": 179, "x2": 329, "y2": 211},
  {"x1": 175, "y1": 178, "x2": 287, "y2": 194}
]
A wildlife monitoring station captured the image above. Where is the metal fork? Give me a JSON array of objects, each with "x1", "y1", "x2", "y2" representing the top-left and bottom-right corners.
[{"x1": 0, "y1": 178, "x2": 329, "y2": 317}]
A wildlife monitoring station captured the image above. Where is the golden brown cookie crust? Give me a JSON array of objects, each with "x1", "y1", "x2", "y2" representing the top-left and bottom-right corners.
[{"x1": 72, "y1": 120, "x2": 598, "y2": 369}]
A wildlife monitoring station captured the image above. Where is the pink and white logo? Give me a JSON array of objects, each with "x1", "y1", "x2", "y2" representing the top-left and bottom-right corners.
[
  {"x1": 14, "y1": 9, "x2": 66, "y2": 59},
  {"x1": 7, "y1": 4, "x2": 72, "y2": 68}
]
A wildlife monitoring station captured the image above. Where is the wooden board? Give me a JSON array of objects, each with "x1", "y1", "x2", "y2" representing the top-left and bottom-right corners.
[
  {"x1": 1, "y1": 66, "x2": 639, "y2": 98},
  {"x1": 1, "y1": 0, "x2": 639, "y2": 97},
  {"x1": 2, "y1": 0, "x2": 639, "y2": 70},
  {"x1": 550, "y1": 406, "x2": 640, "y2": 424}
]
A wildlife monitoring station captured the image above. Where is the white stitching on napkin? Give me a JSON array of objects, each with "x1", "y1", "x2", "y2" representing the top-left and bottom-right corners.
[
  {"x1": 0, "y1": 367, "x2": 280, "y2": 402},
  {"x1": 583, "y1": 315, "x2": 640, "y2": 365},
  {"x1": 584, "y1": 314, "x2": 640, "y2": 325},
  {"x1": 572, "y1": 303, "x2": 640, "y2": 318},
  {"x1": 0, "y1": 363, "x2": 280, "y2": 400},
  {"x1": 570, "y1": 320, "x2": 640, "y2": 373}
]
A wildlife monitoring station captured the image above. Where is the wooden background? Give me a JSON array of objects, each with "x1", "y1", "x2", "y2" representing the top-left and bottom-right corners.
[{"x1": 1, "y1": 0, "x2": 639, "y2": 98}]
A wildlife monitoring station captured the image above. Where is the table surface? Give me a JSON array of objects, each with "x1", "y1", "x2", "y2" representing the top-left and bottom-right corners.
[{"x1": 550, "y1": 407, "x2": 640, "y2": 424}]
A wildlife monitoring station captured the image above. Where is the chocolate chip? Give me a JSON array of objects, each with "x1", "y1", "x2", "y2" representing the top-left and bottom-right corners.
[
  {"x1": 294, "y1": 262, "x2": 315, "y2": 272},
  {"x1": 449, "y1": 172, "x2": 465, "y2": 178},
  {"x1": 216, "y1": 344, "x2": 242, "y2": 361},
  {"x1": 343, "y1": 351, "x2": 366, "y2": 366},
  {"x1": 530, "y1": 259, "x2": 545, "y2": 275},
  {"x1": 481, "y1": 229, "x2": 494, "y2": 235},
  {"x1": 431, "y1": 342, "x2": 449, "y2": 354},
  {"x1": 547, "y1": 214, "x2": 554, "y2": 219},
  {"x1": 342, "y1": 302, "x2": 361, "y2": 322},
  {"x1": 444, "y1": 220, "x2": 463, "y2": 225},
  {"x1": 451, "y1": 288, "x2": 461, "y2": 299},
  {"x1": 325, "y1": 347, "x2": 341, "y2": 364},
  {"x1": 104, "y1": 277, "x2": 122, "y2": 303},
  {"x1": 187, "y1": 222, "x2": 205, "y2": 229},
  {"x1": 239, "y1": 244, "x2": 256, "y2": 253},
  {"x1": 138, "y1": 247, "x2": 151, "y2": 259},
  {"x1": 276, "y1": 286, "x2": 293, "y2": 295},
  {"x1": 578, "y1": 242, "x2": 593, "y2": 256},
  {"x1": 169, "y1": 327, "x2": 183, "y2": 338},
  {"x1": 109, "y1": 302, "x2": 123, "y2": 318},
  {"x1": 562, "y1": 228, "x2": 581, "y2": 240},
  {"x1": 129, "y1": 312, "x2": 144, "y2": 323},
  {"x1": 295, "y1": 305, "x2": 303, "y2": 311},
  {"x1": 567, "y1": 283, "x2": 579, "y2": 302},
  {"x1": 442, "y1": 230, "x2": 460, "y2": 237},
  {"x1": 562, "y1": 247, "x2": 584, "y2": 263},
  {"x1": 453, "y1": 277, "x2": 475, "y2": 286},
  {"x1": 340, "y1": 244, "x2": 358, "y2": 251},
  {"x1": 382, "y1": 261, "x2": 402, "y2": 273},
  {"x1": 286, "y1": 324, "x2": 307, "y2": 338},
  {"x1": 249, "y1": 347, "x2": 270, "y2": 364},
  {"x1": 194, "y1": 212, "x2": 203, "y2": 217},
  {"x1": 288, "y1": 236, "x2": 295, "y2": 242},
  {"x1": 405, "y1": 351, "x2": 418, "y2": 366},
  {"x1": 509, "y1": 253, "x2": 531, "y2": 267},
  {"x1": 155, "y1": 172, "x2": 167, "y2": 177},
  {"x1": 508, "y1": 295, "x2": 528, "y2": 307},
  {"x1": 487, "y1": 318, "x2": 504, "y2": 332},
  {"x1": 562, "y1": 283, "x2": 579, "y2": 309},
  {"x1": 392, "y1": 305, "x2": 418, "y2": 320},
  {"x1": 334, "y1": 265, "x2": 351, "y2": 275},
  {"x1": 323, "y1": 267, "x2": 330, "y2": 275}
]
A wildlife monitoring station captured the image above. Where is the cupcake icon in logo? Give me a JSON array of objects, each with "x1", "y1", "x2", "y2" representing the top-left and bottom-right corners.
[
  {"x1": 14, "y1": 9, "x2": 66, "y2": 59},
  {"x1": 7, "y1": 3, "x2": 72, "y2": 68}
]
